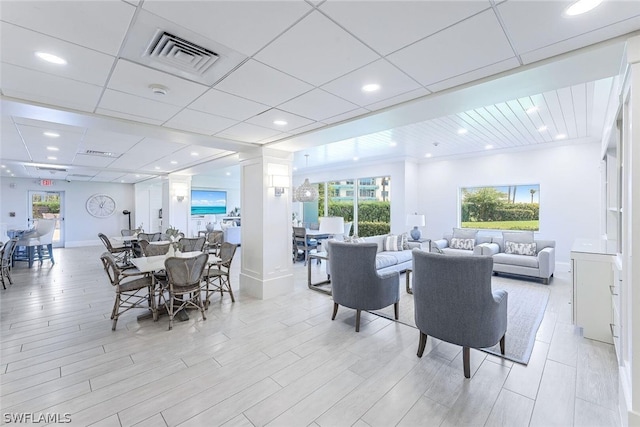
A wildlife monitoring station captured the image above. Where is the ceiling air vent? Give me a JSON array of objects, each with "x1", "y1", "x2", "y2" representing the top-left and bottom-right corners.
[
  {"x1": 68, "y1": 174, "x2": 95, "y2": 178},
  {"x1": 147, "y1": 31, "x2": 219, "y2": 75},
  {"x1": 82, "y1": 150, "x2": 116, "y2": 157},
  {"x1": 36, "y1": 166, "x2": 67, "y2": 172}
]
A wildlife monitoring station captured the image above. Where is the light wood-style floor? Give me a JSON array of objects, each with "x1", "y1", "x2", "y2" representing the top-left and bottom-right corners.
[{"x1": 0, "y1": 246, "x2": 620, "y2": 427}]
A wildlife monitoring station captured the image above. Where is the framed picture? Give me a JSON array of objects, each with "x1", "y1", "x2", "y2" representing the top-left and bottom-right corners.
[{"x1": 460, "y1": 184, "x2": 540, "y2": 231}]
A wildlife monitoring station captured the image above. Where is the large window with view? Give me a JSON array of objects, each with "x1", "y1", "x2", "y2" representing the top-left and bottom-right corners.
[{"x1": 460, "y1": 184, "x2": 540, "y2": 231}]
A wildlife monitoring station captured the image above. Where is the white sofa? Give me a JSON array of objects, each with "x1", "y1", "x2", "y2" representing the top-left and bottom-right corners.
[{"x1": 432, "y1": 228, "x2": 492, "y2": 256}]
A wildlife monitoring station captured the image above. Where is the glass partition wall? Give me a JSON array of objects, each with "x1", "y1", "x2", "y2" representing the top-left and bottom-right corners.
[{"x1": 302, "y1": 176, "x2": 390, "y2": 237}]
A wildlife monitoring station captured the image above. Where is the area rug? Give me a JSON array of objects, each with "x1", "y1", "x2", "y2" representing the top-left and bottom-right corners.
[{"x1": 369, "y1": 278, "x2": 550, "y2": 365}]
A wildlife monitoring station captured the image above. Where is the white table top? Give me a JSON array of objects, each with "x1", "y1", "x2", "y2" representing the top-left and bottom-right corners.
[
  {"x1": 111, "y1": 235, "x2": 138, "y2": 242},
  {"x1": 130, "y1": 252, "x2": 221, "y2": 273}
]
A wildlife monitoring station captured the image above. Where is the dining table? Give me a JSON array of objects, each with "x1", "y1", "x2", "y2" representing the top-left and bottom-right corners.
[{"x1": 131, "y1": 251, "x2": 221, "y2": 322}]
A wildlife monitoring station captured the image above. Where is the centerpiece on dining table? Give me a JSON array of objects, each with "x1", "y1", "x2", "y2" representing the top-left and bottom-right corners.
[{"x1": 165, "y1": 226, "x2": 182, "y2": 256}]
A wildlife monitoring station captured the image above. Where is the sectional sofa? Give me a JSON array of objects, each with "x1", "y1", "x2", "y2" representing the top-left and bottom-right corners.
[{"x1": 433, "y1": 228, "x2": 555, "y2": 284}]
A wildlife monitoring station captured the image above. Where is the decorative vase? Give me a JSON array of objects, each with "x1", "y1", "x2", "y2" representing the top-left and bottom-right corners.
[
  {"x1": 410, "y1": 226, "x2": 421, "y2": 241},
  {"x1": 206, "y1": 222, "x2": 215, "y2": 232},
  {"x1": 166, "y1": 244, "x2": 175, "y2": 258}
]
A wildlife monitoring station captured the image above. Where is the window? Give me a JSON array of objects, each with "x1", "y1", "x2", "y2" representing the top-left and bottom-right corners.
[
  {"x1": 357, "y1": 176, "x2": 390, "y2": 237},
  {"x1": 460, "y1": 184, "x2": 540, "y2": 231}
]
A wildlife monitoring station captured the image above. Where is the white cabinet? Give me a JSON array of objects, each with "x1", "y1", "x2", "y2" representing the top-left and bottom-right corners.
[{"x1": 571, "y1": 239, "x2": 615, "y2": 344}]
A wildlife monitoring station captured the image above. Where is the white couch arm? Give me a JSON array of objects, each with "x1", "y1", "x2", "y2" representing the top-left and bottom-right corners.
[
  {"x1": 478, "y1": 243, "x2": 500, "y2": 256},
  {"x1": 538, "y1": 247, "x2": 555, "y2": 278}
]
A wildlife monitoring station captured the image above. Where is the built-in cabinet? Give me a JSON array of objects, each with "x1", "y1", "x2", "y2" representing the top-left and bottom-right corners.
[{"x1": 570, "y1": 239, "x2": 615, "y2": 344}]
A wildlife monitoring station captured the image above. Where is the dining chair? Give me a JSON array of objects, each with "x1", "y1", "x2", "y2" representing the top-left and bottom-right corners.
[
  {"x1": 100, "y1": 252, "x2": 156, "y2": 330},
  {"x1": 205, "y1": 231, "x2": 224, "y2": 256},
  {"x1": 163, "y1": 253, "x2": 208, "y2": 330},
  {"x1": 293, "y1": 226, "x2": 318, "y2": 266},
  {"x1": 203, "y1": 242, "x2": 238, "y2": 307},
  {"x1": 178, "y1": 237, "x2": 206, "y2": 253},
  {"x1": 14, "y1": 219, "x2": 56, "y2": 268},
  {"x1": 140, "y1": 241, "x2": 170, "y2": 256},
  {"x1": 138, "y1": 232, "x2": 162, "y2": 242},
  {"x1": 1, "y1": 238, "x2": 18, "y2": 289},
  {"x1": 98, "y1": 233, "x2": 130, "y2": 266}
]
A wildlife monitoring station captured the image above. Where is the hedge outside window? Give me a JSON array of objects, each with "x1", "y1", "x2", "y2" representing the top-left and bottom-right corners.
[{"x1": 460, "y1": 184, "x2": 540, "y2": 231}]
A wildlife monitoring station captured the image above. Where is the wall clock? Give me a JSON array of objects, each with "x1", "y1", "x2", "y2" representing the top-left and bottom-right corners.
[{"x1": 86, "y1": 194, "x2": 116, "y2": 218}]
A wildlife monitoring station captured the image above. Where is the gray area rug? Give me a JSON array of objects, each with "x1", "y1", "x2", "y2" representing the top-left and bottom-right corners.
[{"x1": 369, "y1": 277, "x2": 550, "y2": 365}]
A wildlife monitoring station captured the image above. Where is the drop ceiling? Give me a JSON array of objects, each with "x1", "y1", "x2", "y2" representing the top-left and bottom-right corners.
[{"x1": 0, "y1": 0, "x2": 639, "y2": 183}]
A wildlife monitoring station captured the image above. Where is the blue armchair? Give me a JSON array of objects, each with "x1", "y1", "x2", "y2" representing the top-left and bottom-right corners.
[
  {"x1": 412, "y1": 250, "x2": 508, "y2": 378},
  {"x1": 328, "y1": 241, "x2": 400, "y2": 332}
]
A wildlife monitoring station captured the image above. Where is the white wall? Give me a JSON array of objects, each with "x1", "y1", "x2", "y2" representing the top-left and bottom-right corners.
[
  {"x1": 419, "y1": 142, "x2": 602, "y2": 263},
  {"x1": 0, "y1": 177, "x2": 134, "y2": 246}
]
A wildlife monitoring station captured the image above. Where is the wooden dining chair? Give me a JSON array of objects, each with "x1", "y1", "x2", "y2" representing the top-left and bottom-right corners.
[
  {"x1": 98, "y1": 233, "x2": 130, "y2": 266},
  {"x1": 1, "y1": 238, "x2": 18, "y2": 289},
  {"x1": 140, "y1": 240, "x2": 170, "y2": 256},
  {"x1": 178, "y1": 237, "x2": 206, "y2": 252},
  {"x1": 163, "y1": 253, "x2": 208, "y2": 330},
  {"x1": 203, "y1": 242, "x2": 238, "y2": 307},
  {"x1": 100, "y1": 252, "x2": 156, "y2": 330}
]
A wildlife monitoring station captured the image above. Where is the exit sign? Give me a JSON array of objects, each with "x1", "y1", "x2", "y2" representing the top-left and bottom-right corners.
[{"x1": 40, "y1": 179, "x2": 54, "y2": 187}]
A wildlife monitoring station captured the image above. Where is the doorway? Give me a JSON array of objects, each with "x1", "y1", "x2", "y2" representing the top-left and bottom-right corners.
[{"x1": 28, "y1": 191, "x2": 64, "y2": 248}]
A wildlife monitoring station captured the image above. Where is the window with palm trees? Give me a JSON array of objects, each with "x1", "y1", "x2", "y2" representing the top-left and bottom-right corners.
[{"x1": 460, "y1": 184, "x2": 540, "y2": 231}]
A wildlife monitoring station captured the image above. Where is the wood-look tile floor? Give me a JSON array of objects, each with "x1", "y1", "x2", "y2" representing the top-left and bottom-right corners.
[{"x1": 0, "y1": 246, "x2": 620, "y2": 426}]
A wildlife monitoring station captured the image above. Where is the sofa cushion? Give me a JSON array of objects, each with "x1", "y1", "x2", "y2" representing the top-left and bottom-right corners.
[
  {"x1": 450, "y1": 237, "x2": 475, "y2": 250},
  {"x1": 505, "y1": 241, "x2": 537, "y2": 256},
  {"x1": 493, "y1": 253, "x2": 539, "y2": 268},
  {"x1": 364, "y1": 235, "x2": 385, "y2": 252},
  {"x1": 375, "y1": 253, "x2": 399, "y2": 270},
  {"x1": 442, "y1": 248, "x2": 476, "y2": 256},
  {"x1": 502, "y1": 231, "x2": 534, "y2": 244},
  {"x1": 453, "y1": 228, "x2": 478, "y2": 239},
  {"x1": 388, "y1": 249, "x2": 413, "y2": 265}
]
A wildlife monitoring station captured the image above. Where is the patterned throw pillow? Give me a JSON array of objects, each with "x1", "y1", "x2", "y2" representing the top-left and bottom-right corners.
[
  {"x1": 449, "y1": 237, "x2": 475, "y2": 250},
  {"x1": 344, "y1": 235, "x2": 366, "y2": 244},
  {"x1": 505, "y1": 241, "x2": 537, "y2": 256},
  {"x1": 400, "y1": 232, "x2": 410, "y2": 250},
  {"x1": 383, "y1": 235, "x2": 403, "y2": 251}
]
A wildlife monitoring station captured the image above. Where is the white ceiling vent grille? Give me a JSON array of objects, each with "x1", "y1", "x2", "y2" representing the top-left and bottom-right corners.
[
  {"x1": 81, "y1": 150, "x2": 119, "y2": 158},
  {"x1": 147, "y1": 31, "x2": 219, "y2": 75},
  {"x1": 36, "y1": 166, "x2": 67, "y2": 172}
]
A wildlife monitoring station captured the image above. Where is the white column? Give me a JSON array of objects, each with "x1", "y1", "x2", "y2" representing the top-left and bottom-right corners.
[
  {"x1": 162, "y1": 175, "x2": 191, "y2": 235},
  {"x1": 239, "y1": 147, "x2": 294, "y2": 299}
]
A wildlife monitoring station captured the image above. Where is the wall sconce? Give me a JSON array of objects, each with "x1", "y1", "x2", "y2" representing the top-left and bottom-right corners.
[
  {"x1": 174, "y1": 183, "x2": 188, "y2": 203},
  {"x1": 176, "y1": 195, "x2": 185, "y2": 202},
  {"x1": 270, "y1": 175, "x2": 289, "y2": 197}
]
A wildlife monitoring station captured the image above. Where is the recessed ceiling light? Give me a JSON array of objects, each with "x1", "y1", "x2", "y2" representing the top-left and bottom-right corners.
[
  {"x1": 273, "y1": 120, "x2": 288, "y2": 126},
  {"x1": 537, "y1": 125, "x2": 548, "y2": 132},
  {"x1": 11, "y1": 174, "x2": 15, "y2": 177},
  {"x1": 485, "y1": 144, "x2": 494, "y2": 150},
  {"x1": 191, "y1": 152, "x2": 199, "y2": 156},
  {"x1": 293, "y1": 167, "x2": 298, "y2": 171},
  {"x1": 457, "y1": 128, "x2": 468, "y2": 135},
  {"x1": 425, "y1": 153, "x2": 432, "y2": 158},
  {"x1": 0, "y1": 165, "x2": 5, "y2": 168},
  {"x1": 362, "y1": 83, "x2": 380, "y2": 92},
  {"x1": 47, "y1": 156, "x2": 57, "y2": 160},
  {"x1": 389, "y1": 142, "x2": 397, "y2": 147},
  {"x1": 556, "y1": 134, "x2": 567, "y2": 140},
  {"x1": 353, "y1": 157, "x2": 359, "y2": 161},
  {"x1": 526, "y1": 106, "x2": 539, "y2": 114},
  {"x1": 46, "y1": 146, "x2": 59, "y2": 151},
  {"x1": 155, "y1": 166, "x2": 160, "y2": 170},
  {"x1": 7, "y1": 170, "x2": 11, "y2": 173},
  {"x1": 44, "y1": 131, "x2": 60, "y2": 138},
  {"x1": 564, "y1": 0, "x2": 603, "y2": 16},
  {"x1": 35, "y1": 52, "x2": 67, "y2": 65},
  {"x1": 225, "y1": 172, "x2": 231, "y2": 176},
  {"x1": 135, "y1": 174, "x2": 140, "y2": 177},
  {"x1": 170, "y1": 160, "x2": 177, "y2": 165}
]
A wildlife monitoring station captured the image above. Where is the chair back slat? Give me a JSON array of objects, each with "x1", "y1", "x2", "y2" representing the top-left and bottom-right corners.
[
  {"x1": 165, "y1": 253, "x2": 208, "y2": 288},
  {"x1": 179, "y1": 237, "x2": 206, "y2": 252},
  {"x1": 98, "y1": 233, "x2": 114, "y2": 251},
  {"x1": 143, "y1": 242, "x2": 170, "y2": 256}
]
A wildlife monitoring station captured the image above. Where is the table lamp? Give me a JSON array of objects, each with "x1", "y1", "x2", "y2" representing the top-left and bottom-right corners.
[{"x1": 406, "y1": 214, "x2": 425, "y2": 240}]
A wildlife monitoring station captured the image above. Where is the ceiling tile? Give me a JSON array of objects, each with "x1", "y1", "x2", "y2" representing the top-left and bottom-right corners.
[
  {"x1": 214, "y1": 60, "x2": 313, "y2": 106},
  {"x1": 0, "y1": 1, "x2": 135, "y2": 55},
  {"x1": 188, "y1": 89, "x2": 270, "y2": 121},
  {"x1": 73, "y1": 154, "x2": 117, "y2": 168},
  {"x1": 98, "y1": 89, "x2": 183, "y2": 122},
  {"x1": 322, "y1": 108, "x2": 370, "y2": 125},
  {"x1": 0, "y1": 119, "x2": 31, "y2": 162},
  {"x1": 278, "y1": 89, "x2": 359, "y2": 121},
  {"x1": 107, "y1": 60, "x2": 209, "y2": 107},
  {"x1": 80, "y1": 129, "x2": 144, "y2": 154},
  {"x1": 245, "y1": 109, "x2": 315, "y2": 132},
  {"x1": 425, "y1": 57, "x2": 520, "y2": 93},
  {"x1": 163, "y1": 109, "x2": 238, "y2": 135},
  {"x1": 0, "y1": 64, "x2": 103, "y2": 112},
  {"x1": 387, "y1": 10, "x2": 515, "y2": 87},
  {"x1": 215, "y1": 122, "x2": 282, "y2": 143},
  {"x1": 498, "y1": 0, "x2": 640, "y2": 56},
  {"x1": 320, "y1": 0, "x2": 491, "y2": 55},
  {"x1": 95, "y1": 108, "x2": 165, "y2": 126},
  {"x1": 1, "y1": 23, "x2": 116, "y2": 87},
  {"x1": 321, "y1": 59, "x2": 422, "y2": 106},
  {"x1": 142, "y1": 0, "x2": 312, "y2": 56},
  {"x1": 254, "y1": 11, "x2": 379, "y2": 86}
]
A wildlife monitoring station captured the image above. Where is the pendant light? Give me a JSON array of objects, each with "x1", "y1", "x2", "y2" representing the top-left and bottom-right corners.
[{"x1": 294, "y1": 155, "x2": 318, "y2": 202}]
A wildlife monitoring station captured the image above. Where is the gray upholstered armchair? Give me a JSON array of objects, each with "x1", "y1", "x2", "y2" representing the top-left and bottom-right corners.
[
  {"x1": 328, "y1": 241, "x2": 400, "y2": 332},
  {"x1": 412, "y1": 250, "x2": 508, "y2": 378}
]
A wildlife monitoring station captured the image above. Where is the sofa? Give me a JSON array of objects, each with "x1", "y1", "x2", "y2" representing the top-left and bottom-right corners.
[
  {"x1": 326, "y1": 233, "x2": 424, "y2": 276},
  {"x1": 433, "y1": 228, "x2": 555, "y2": 284},
  {"x1": 220, "y1": 223, "x2": 241, "y2": 245},
  {"x1": 479, "y1": 232, "x2": 555, "y2": 284}
]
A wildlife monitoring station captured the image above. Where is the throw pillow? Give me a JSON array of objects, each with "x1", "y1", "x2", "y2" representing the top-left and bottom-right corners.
[
  {"x1": 505, "y1": 241, "x2": 537, "y2": 256},
  {"x1": 449, "y1": 237, "x2": 475, "y2": 250},
  {"x1": 430, "y1": 242, "x2": 444, "y2": 254},
  {"x1": 400, "y1": 232, "x2": 410, "y2": 250},
  {"x1": 502, "y1": 231, "x2": 534, "y2": 244},
  {"x1": 383, "y1": 234, "x2": 403, "y2": 252},
  {"x1": 344, "y1": 235, "x2": 366, "y2": 244}
]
